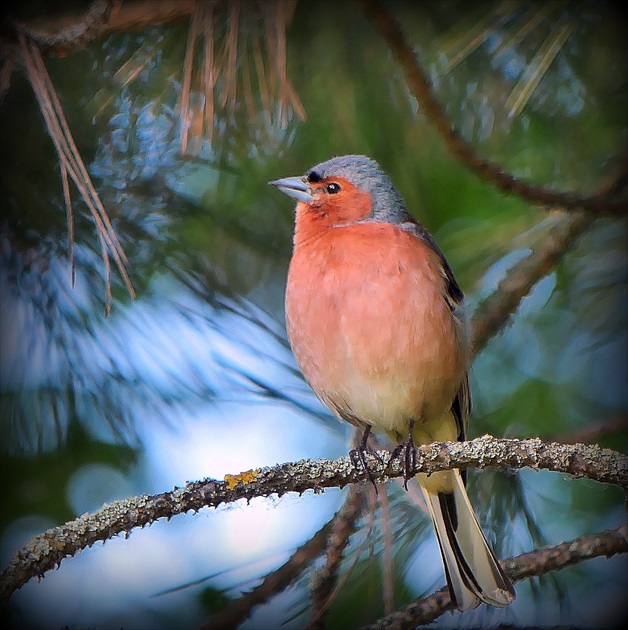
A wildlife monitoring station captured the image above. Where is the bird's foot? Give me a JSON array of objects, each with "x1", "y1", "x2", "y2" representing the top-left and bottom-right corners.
[
  {"x1": 391, "y1": 429, "x2": 416, "y2": 490},
  {"x1": 349, "y1": 426, "x2": 382, "y2": 490},
  {"x1": 349, "y1": 444, "x2": 383, "y2": 487}
]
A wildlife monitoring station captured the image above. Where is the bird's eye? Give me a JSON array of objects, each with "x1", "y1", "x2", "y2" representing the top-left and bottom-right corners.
[{"x1": 326, "y1": 182, "x2": 341, "y2": 194}]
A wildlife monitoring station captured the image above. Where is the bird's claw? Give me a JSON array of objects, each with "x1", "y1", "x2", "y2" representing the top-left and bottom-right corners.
[
  {"x1": 349, "y1": 443, "x2": 382, "y2": 491},
  {"x1": 392, "y1": 434, "x2": 416, "y2": 490}
]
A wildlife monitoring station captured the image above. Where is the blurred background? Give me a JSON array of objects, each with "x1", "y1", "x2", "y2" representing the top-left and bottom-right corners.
[{"x1": 0, "y1": 1, "x2": 626, "y2": 628}]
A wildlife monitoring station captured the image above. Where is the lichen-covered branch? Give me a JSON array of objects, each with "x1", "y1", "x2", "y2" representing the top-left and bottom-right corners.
[
  {"x1": 359, "y1": 0, "x2": 627, "y2": 217},
  {"x1": 2, "y1": 436, "x2": 626, "y2": 601},
  {"x1": 361, "y1": 523, "x2": 628, "y2": 629}
]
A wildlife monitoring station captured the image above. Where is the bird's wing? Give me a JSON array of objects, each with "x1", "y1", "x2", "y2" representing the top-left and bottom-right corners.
[
  {"x1": 399, "y1": 219, "x2": 471, "y2": 442},
  {"x1": 399, "y1": 219, "x2": 464, "y2": 309}
]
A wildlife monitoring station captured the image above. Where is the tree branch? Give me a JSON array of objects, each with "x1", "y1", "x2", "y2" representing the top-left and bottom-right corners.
[
  {"x1": 2, "y1": 436, "x2": 626, "y2": 601},
  {"x1": 6, "y1": 0, "x2": 195, "y2": 51},
  {"x1": 471, "y1": 212, "x2": 592, "y2": 354},
  {"x1": 9, "y1": 0, "x2": 118, "y2": 50},
  {"x1": 359, "y1": 0, "x2": 627, "y2": 217},
  {"x1": 470, "y1": 158, "x2": 628, "y2": 355},
  {"x1": 307, "y1": 485, "x2": 368, "y2": 630},
  {"x1": 360, "y1": 523, "x2": 628, "y2": 629},
  {"x1": 201, "y1": 485, "x2": 367, "y2": 630}
]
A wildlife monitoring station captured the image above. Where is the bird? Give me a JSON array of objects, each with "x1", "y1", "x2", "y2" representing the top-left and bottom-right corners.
[{"x1": 269, "y1": 154, "x2": 516, "y2": 611}]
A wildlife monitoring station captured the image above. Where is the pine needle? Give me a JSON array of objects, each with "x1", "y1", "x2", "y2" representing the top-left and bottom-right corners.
[
  {"x1": 492, "y1": 3, "x2": 565, "y2": 61},
  {"x1": 505, "y1": 16, "x2": 574, "y2": 118},
  {"x1": 438, "y1": 0, "x2": 520, "y2": 75},
  {"x1": 19, "y1": 33, "x2": 135, "y2": 312},
  {"x1": 60, "y1": 162, "x2": 75, "y2": 288},
  {"x1": 178, "y1": 0, "x2": 202, "y2": 154},
  {"x1": 174, "y1": 0, "x2": 306, "y2": 155}
]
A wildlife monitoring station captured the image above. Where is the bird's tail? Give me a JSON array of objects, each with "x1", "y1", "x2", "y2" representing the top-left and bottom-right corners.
[{"x1": 419, "y1": 469, "x2": 516, "y2": 611}]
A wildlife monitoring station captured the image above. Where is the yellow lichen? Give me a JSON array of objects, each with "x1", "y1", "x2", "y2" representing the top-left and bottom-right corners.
[{"x1": 224, "y1": 469, "x2": 261, "y2": 490}]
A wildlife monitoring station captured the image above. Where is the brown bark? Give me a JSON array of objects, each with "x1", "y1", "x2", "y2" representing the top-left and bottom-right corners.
[{"x1": 1, "y1": 436, "x2": 625, "y2": 601}]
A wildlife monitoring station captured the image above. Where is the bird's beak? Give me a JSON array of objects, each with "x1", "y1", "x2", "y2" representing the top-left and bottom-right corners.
[{"x1": 269, "y1": 176, "x2": 313, "y2": 204}]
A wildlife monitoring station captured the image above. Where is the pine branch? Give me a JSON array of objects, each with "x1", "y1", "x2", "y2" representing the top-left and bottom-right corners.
[
  {"x1": 2, "y1": 436, "x2": 626, "y2": 601},
  {"x1": 6, "y1": 0, "x2": 195, "y2": 51},
  {"x1": 17, "y1": 31, "x2": 136, "y2": 311},
  {"x1": 471, "y1": 212, "x2": 592, "y2": 354},
  {"x1": 359, "y1": 0, "x2": 627, "y2": 217},
  {"x1": 9, "y1": 0, "x2": 117, "y2": 50},
  {"x1": 360, "y1": 523, "x2": 628, "y2": 629},
  {"x1": 470, "y1": 157, "x2": 628, "y2": 353},
  {"x1": 307, "y1": 485, "x2": 368, "y2": 630},
  {"x1": 471, "y1": 158, "x2": 628, "y2": 354},
  {"x1": 201, "y1": 485, "x2": 367, "y2": 630}
]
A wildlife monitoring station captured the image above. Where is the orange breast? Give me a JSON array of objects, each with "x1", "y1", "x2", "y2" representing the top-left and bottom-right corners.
[{"x1": 285, "y1": 222, "x2": 468, "y2": 434}]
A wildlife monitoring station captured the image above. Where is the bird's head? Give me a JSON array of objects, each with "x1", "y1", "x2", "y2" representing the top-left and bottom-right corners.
[{"x1": 269, "y1": 155, "x2": 412, "y2": 234}]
